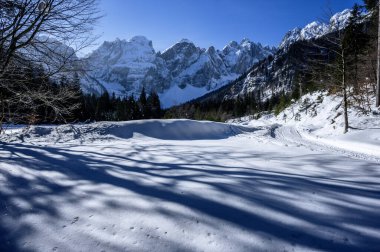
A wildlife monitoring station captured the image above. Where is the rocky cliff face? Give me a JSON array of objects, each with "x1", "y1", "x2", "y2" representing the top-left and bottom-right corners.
[{"x1": 81, "y1": 36, "x2": 276, "y2": 107}]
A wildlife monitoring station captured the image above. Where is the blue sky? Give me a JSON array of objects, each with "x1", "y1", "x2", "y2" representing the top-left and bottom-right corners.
[{"x1": 93, "y1": 0, "x2": 359, "y2": 52}]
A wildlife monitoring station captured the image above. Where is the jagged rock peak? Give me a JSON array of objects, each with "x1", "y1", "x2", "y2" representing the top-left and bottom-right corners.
[
  {"x1": 280, "y1": 9, "x2": 353, "y2": 50},
  {"x1": 330, "y1": 9, "x2": 352, "y2": 30},
  {"x1": 178, "y1": 38, "x2": 194, "y2": 44}
]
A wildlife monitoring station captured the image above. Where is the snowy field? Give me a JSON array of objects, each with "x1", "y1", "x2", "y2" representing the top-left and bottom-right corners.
[{"x1": 1, "y1": 103, "x2": 380, "y2": 251}]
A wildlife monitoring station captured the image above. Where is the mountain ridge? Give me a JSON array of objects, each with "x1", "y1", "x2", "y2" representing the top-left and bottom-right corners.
[{"x1": 80, "y1": 36, "x2": 276, "y2": 107}]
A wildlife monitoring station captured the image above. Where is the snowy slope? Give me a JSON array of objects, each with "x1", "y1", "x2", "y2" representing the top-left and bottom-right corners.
[
  {"x1": 230, "y1": 92, "x2": 380, "y2": 160},
  {"x1": 1, "y1": 118, "x2": 380, "y2": 252},
  {"x1": 82, "y1": 37, "x2": 276, "y2": 108}
]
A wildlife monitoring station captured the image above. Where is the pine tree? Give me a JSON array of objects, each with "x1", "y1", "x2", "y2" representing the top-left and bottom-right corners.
[
  {"x1": 148, "y1": 91, "x2": 161, "y2": 118},
  {"x1": 138, "y1": 87, "x2": 148, "y2": 118},
  {"x1": 68, "y1": 73, "x2": 83, "y2": 121}
]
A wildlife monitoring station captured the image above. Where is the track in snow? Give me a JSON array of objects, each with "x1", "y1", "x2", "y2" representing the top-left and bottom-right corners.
[{"x1": 267, "y1": 125, "x2": 380, "y2": 163}]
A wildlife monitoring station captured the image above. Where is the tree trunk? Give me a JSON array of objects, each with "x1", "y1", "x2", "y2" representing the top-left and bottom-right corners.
[
  {"x1": 343, "y1": 57, "x2": 349, "y2": 134},
  {"x1": 343, "y1": 85, "x2": 349, "y2": 134},
  {"x1": 377, "y1": 2, "x2": 380, "y2": 107},
  {"x1": 0, "y1": 93, "x2": 5, "y2": 134}
]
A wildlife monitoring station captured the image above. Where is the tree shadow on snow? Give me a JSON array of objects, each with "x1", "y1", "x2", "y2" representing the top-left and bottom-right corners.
[{"x1": 0, "y1": 142, "x2": 380, "y2": 251}]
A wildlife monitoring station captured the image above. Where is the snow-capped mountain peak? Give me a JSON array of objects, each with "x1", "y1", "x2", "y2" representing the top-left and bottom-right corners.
[
  {"x1": 221, "y1": 38, "x2": 276, "y2": 72},
  {"x1": 128, "y1": 35, "x2": 154, "y2": 47},
  {"x1": 223, "y1": 41, "x2": 240, "y2": 51},
  {"x1": 280, "y1": 9, "x2": 352, "y2": 50},
  {"x1": 330, "y1": 9, "x2": 352, "y2": 30},
  {"x1": 178, "y1": 38, "x2": 193, "y2": 44},
  {"x1": 162, "y1": 38, "x2": 197, "y2": 55},
  {"x1": 300, "y1": 21, "x2": 329, "y2": 40}
]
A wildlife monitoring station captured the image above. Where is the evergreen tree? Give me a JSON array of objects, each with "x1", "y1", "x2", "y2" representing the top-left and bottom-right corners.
[
  {"x1": 147, "y1": 91, "x2": 162, "y2": 118},
  {"x1": 138, "y1": 87, "x2": 148, "y2": 118},
  {"x1": 68, "y1": 73, "x2": 83, "y2": 121}
]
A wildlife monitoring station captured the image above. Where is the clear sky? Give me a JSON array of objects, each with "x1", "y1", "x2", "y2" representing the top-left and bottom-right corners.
[{"x1": 92, "y1": 0, "x2": 359, "y2": 52}]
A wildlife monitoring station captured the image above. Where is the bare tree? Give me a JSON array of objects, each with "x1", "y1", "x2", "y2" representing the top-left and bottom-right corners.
[
  {"x1": 0, "y1": 0, "x2": 100, "y2": 129},
  {"x1": 307, "y1": 7, "x2": 366, "y2": 134}
]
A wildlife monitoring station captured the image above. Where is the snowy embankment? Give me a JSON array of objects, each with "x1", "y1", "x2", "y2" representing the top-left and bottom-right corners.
[
  {"x1": 0, "y1": 119, "x2": 251, "y2": 144},
  {"x1": 1, "y1": 116, "x2": 380, "y2": 251},
  {"x1": 231, "y1": 92, "x2": 380, "y2": 161}
]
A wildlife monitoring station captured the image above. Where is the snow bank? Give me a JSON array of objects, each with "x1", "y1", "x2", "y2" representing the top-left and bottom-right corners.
[
  {"x1": 0, "y1": 119, "x2": 252, "y2": 144},
  {"x1": 230, "y1": 91, "x2": 380, "y2": 159}
]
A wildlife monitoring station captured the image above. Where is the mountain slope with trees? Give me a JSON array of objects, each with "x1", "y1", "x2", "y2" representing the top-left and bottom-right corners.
[{"x1": 166, "y1": 3, "x2": 379, "y2": 131}]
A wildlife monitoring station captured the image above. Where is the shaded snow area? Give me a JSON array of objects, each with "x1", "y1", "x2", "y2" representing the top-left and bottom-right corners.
[{"x1": 1, "y1": 117, "x2": 380, "y2": 251}]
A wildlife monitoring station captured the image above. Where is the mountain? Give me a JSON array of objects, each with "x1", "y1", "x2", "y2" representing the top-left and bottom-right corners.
[
  {"x1": 81, "y1": 37, "x2": 276, "y2": 107},
  {"x1": 20, "y1": 36, "x2": 79, "y2": 81},
  {"x1": 280, "y1": 9, "x2": 351, "y2": 50},
  {"x1": 213, "y1": 9, "x2": 354, "y2": 100},
  {"x1": 81, "y1": 36, "x2": 162, "y2": 96},
  {"x1": 166, "y1": 9, "x2": 363, "y2": 120}
]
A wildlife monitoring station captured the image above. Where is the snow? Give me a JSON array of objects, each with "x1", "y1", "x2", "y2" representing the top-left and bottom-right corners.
[
  {"x1": 160, "y1": 74, "x2": 239, "y2": 108},
  {"x1": 230, "y1": 91, "x2": 380, "y2": 161},
  {"x1": 160, "y1": 85, "x2": 209, "y2": 108},
  {"x1": 1, "y1": 96, "x2": 380, "y2": 251}
]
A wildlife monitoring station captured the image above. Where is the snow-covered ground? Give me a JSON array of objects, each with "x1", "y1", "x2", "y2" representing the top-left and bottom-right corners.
[
  {"x1": 1, "y1": 99, "x2": 380, "y2": 251},
  {"x1": 230, "y1": 92, "x2": 380, "y2": 161}
]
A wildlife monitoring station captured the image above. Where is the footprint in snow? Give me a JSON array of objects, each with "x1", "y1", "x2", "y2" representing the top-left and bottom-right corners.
[{"x1": 71, "y1": 217, "x2": 79, "y2": 224}]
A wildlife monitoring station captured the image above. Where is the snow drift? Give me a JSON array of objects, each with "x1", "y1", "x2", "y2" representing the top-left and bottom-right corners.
[{"x1": 1, "y1": 119, "x2": 253, "y2": 144}]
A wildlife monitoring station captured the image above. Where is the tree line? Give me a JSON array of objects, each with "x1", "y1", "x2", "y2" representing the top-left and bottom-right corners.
[
  {"x1": 1, "y1": 67, "x2": 163, "y2": 124},
  {"x1": 79, "y1": 87, "x2": 162, "y2": 122}
]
